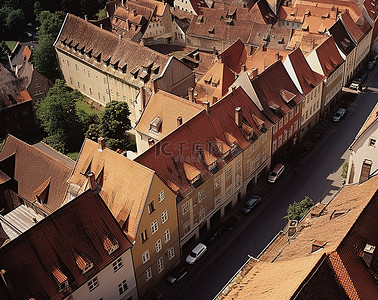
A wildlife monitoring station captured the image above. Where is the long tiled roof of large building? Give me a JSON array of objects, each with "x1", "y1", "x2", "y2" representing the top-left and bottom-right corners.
[
  {"x1": 54, "y1": 14, "x2": 169, "y2": 88},
  {"x1": 0, "y1": 190, "x2": 132, "y2": 299},
  {"x1": 329, "y1": 18, "x2": 355, "y2": 56},
  {"x1": 340, "y1": 10, "x2": 365, "y2": 43},
  {"x1": 314, "y1": 35, "x2": 344, "y2": 76},
  {"x1": 135, "y1": 86, "x2": 273, "y2": 197}
]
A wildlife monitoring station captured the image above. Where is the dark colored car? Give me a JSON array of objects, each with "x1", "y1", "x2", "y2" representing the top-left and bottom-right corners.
[
  {"x1": 167, "y1": 262, "x2": 188, "y2": 284},
  {"x1": 223, "y1": 215, "x2": 239, "y2": 231},
  {"x1": 242, "y1": 195, "x2": 262, "y2": 214},
  {"x1": 207, "y1": 226, "x2": 226, "y2": 245}
]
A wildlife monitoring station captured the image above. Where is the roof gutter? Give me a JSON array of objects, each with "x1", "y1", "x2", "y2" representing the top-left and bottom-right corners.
[{"x1": 53, "y1": 13, "x2": 69, "y2": 47}]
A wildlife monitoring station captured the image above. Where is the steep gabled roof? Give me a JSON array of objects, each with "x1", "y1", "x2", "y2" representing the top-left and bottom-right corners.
[
  {"x1": 251, "y1": 60, "x2": 303, "y2": 122},
  {"x1": 67, "y1": 139, "x2": 154, "y2": 238},
  {"x1": 285, "y1": 47, "x2": 325, "y2": 95},
  {"x1": 219, "y1": 39, "x2": 248, "y2": 74},
  {"x1": 194, "y1": 61, "x2": 236, "y2": 104},
  {"x1": 135, "y1": 90, "x2": 203, "y2": 139},
  {"x1": 328, "y1": 19, "x2": 355, "y2": 56},
  {"x1": 0, "y1": 190, "x2": 132, "y2": 299},
  {"x1": 314, "y1": 36, "x2": 344, "y2": 76},
  {"x1": 340, "y1": 10, "x2": 364, "y2": 43},
  {"x1": 350, "y1": 103, "x2": 378, "y2": 149},
  {"x1": 135, "y1": 86, "x2": 273, "y2": 197},
  {"x1": 0, "y1": 135, "x2": 72, "y2": 212}
]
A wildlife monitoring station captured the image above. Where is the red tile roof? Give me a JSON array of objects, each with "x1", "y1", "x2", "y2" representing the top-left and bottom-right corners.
[
  {"x1": 0, "y1": 190, "x2": 132, "y2": 299},
  {"x1": 329, "y1": 19, "x2": 355, "y2": 55},
  {"x1": 0, "y1": 135, "x2": 72, "y2": 212},
  {"x1": 251, "y1": 60, "x2": 303, "y2": 123},
  {"x1": 219, "y1": 39, "x2": 248, "y2": 74},
  {"x1": 22, "y1": 46, "x2": 31, "y2": 62},
  {"x1": 340, "y1": 10, "x2": 364, "y2": 43},
  {"x1": 135, "y1": 86, "x2": 273, "y2": 197},
  {"x1": 286, "y1": 47, "x2": 325, "y2": 95},
  {"x1": 315, "y1": 36, "x2": 344, "y2": 77}
]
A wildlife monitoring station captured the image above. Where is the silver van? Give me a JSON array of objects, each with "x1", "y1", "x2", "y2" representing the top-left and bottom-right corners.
[{"x1": 268, "y1": 163, "x2": 285, "y2": 183}]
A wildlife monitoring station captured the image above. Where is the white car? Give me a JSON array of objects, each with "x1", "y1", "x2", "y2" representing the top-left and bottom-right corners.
[
  {"x1": 332, "y1": 108, "x2": 346, "y2": 122},
  {"x1": 186, "y1": 243, "x2": 207, "y2": 264}
]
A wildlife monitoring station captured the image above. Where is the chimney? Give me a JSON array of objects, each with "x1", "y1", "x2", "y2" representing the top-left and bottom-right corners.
[
  {"x1": 98, "y1": 137, "x2": 105, "y2": 151},
  {"x1": 205, "y1": 101, "x2": 210, "y2": 115},
  {"x1": 275, "y1": 51, "x2": 280, "y2": 60},
  {"x1": 359, "y1": 159, "x2": 372, "y2": 183},
  {"x1": 262, "y1": 44, "x2": 267, "y2": 52},
  {"x1": 100, "y1": 23, "x2": 103, "y2": 29},
  {"x1": 235, "y1": 107, "x2": 242, "y2": 127},
  {"x1": 152, "y1": 79, "x2": 158, "y2": 94},
  {"x1": 362, "y1": 244, "x2": 375, "y2": 267},
  {"x1": 177, "y1": 116, "x2": 183, "y2": 127},
  {"x1": 241, "y1": 64, "x2": 246, "y2": 72},
  {"x1": 87, "y1": 171, "x2": 97, "y2": 191},
  {"x1": 84, "y1": 15, "x2": 87, "y2": 21},
  {"x1": 188, "y1": 87, "x2": 194, "y2": 102},
  {"x1": 251, "y1": 68, "x2": 258, "y2": 78},
  {"x1": 132, "y1": 9, "x2": 137, "y2": 17}
]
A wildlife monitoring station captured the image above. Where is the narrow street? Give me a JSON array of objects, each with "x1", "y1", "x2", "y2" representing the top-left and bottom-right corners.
[{"x1": 160, "y1": 67, "x2": 378, "y2": 300}]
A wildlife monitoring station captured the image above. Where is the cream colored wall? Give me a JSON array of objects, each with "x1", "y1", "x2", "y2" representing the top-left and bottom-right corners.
[
  {"x1": 324, "y1": 63, "x2": 344, "y2": 106},
  {"x1": 57, "y1": 50, "x2": 142, "y2": 126},
  {"x1": 174, "y1": 0, "x2": 197, "y2": 15},
  {"x1": 300, "y1": 82, "x2": 322, "y2": 137},
  {"x1": 132, "y1": 174, "x2": 180, "y2": 296},
  {"x1": 143, "y1": 6, "x2": 173, "y2": 41},
  {"x1": 69, "y1": 249, "x2": 138, "y2": 300},
  {"x1": 343, "y1": 49, "x2": 356, "y2": 85},
  {"x1": 136, "y1": 132, "x2": 153, "y2": 154},
  {"x1": 355, "y1": 29, "x2": 372, "y2": 68}
]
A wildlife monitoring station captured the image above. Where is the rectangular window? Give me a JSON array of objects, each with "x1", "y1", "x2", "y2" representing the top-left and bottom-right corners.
[
  {"x1": 75, "y1": 64, "x2": 78, "y2": 71},
  {"x1": 164, "y1": 229, "x2": 170, "y2": 243},
  {"x1": 226, "y1": 167, "x2": 232, "y2": 179},
  {"x1": 226, "y1": 184, "x2": 232, "y2": 198},
  {"x1": 235, "y1": 174, "x2": 241, "y2": 188},
  {"x1": 214, "y1": 194, "x2": 221, "y2": 207},
  {"x1": 158, "y1": 190, "x2": 165, "y2": 202},
  {"x1": 214, "y1": 176, "x2": 221, "y2": 189},
  {"x1": 157, "y1": 257, "x2": 164, "y2": 273},
  {"x1": 141, "y1": 229, "x2": 148, "y2": 242},
  {"x1": 294, "y1": 120, "x2": 298, "y2": 132},
  {"x1": 279, "y1": 119, "x2": 283, "y2": 129},
  {"x1": 83, "y1": 68, "x2": 86, "y2": 75},
  {"x1": 289, "y1": 110, "x2": 294, "y2": 120},
  {"x1": 88, "y1": 277, "x2": 99, "y2": 291},
  {"x1": 199, "y1": 207, "x2": 205, "y2": 223},
  {"x1": 198, "y1": 190, "x2": 205, "y2": 202},
  {"x1": 161, "y1": 210, "x2": 168, "y2": 224},
  {"x1": 283, "y1": 130, "x2": 288, "y2": 142},
  {"x1": 113, "y1": 257, "x2": 123, "y2": 272},
  {"x1": 284, "y1": 115, "x2": 288, "y2": 125},
  {"x1": 155, "y1": 239, "x2": 162, "y2": 253},
  {"x1": 35, "y1": 83, "x2": 41, "y2": 88},
  {"x1": 168, "y1": 247, "x2": 175, "y2": 260},
  {"x1": 369, "y1": 138, "x2": 376, "y2": 146},
  {"x1": 118, "y1": 280, "x2": 128, "y2": 295},
  {"x1": 273, "y1": 124, "x2": 277, "y2": 134},
  {"x1": 88, "y1": 71, "x2": 90, "y2": 78},
  {"x1": 145, "y1": 267, "x2": 152, "y2": 281},
  {"x1": 183, "y1": 221, "x2": 191, "y2": 235},
  {"x1": 142, "y1": 250, "x2": 150, "y2": 264},
  {"x1": 151, "y1": 220, "x2": 158, "y2": 234},
  {"x1": 289, "y1": 125, "x2": 293, "y2": 137},
  {"x1": 236, "y1": 159, "x2": 241, "y2": 171},
  {"x1": 278, "y1": 135, "x2": 282, "y2": 147},
  {"x1": 182, "y1": 201, "x2": 189, "y2": 215},
  {"x1": 148, "y1": 200, "x2": 155, "y2": 214}
]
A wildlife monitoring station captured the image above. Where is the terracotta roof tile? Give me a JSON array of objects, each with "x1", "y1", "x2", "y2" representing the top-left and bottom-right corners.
[
  {"x1": 314, "y1": 36, "x2": 344, "y2": 76},
  {"x1": 67, "y1": 139, "x2": 154, "y2": 238},
  {"x1": 245, "y1": 47, "x2": 290, "y2": 75},
  {"x1": 22, "y1": 46, "x2": 31, "y2": 62},
  {"x1": 287, "y1": 30, "x2": 327, "y2": 54},
  {"x1": 340, "y1": 10, "x2": 364, "y2": 43},
  {"x1": 285, "y1": 47, "x2": 325, "y2": 95},
  {"x1": 0, "y1": 135, "x2": 72, "y2": 212},
  {"x1": 329, "y1": 19, "x2": 355, "y2": 55},
  {"x1": 135, "y1": 90, "x2": 202, "y2": 140},
  {"x1": 0, "y1": 190, "x2": 132, "y2": 299},
  {"x1": 219, "y1": 39, "x2": 248, "y2": 74},
  {"x1": 135, "y1": 86, "x2": 273, "y2": 197}
]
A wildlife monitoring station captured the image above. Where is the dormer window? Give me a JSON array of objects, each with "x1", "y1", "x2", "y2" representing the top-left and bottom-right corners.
[
  {"x1": 119, "y1": 64, "x2": 127, "y2": 74},
  {"x1": 151, "y1": 64, "x2": 160, "y2": 74},
  {"x1": 103, "y1": 57, "x2": 110, "y2": 67},
  {"x1": 80, "y1": 46, "x2": 85, "y2": 55},
  {"x1": 86, "y1": 49, "x2": 92, "y2": 58},
  {"x1": 130, "y1": 68, "x2": 139, "y2": 79},
  {"x1": 222, "y1": 149, "x2": 231, "y2": 159},
  {"x1": 149, "y1": 116, "x2": 162, "y2": 133},
  {"x1": 208, "y1": 26, "x2": 215, "y2": 34},
  {"x1": 139, "y1": 71, "x2": 149, "y2": 83},
  {"x1": 58, "y1": 280, "x2": 69, "y2": 293},
  {"x1": 74, "y1": 251, "x2": 94, "y2": 275},
  {"x1": 112, "y1": 61, "x2": 119, "y2": 70},
  {"x1": 103, "y1": 235, "x2": 119, "y2": 255},
  {"x1": 96, "y1": 53, "x2": 101, "y2": 63},
  {"x1": 190, "y1": 174, "x2": 201, "y2": 185},
  {"x1": 82, "y1": 262, "x2": 94, "y2": 274},
  {"x1": 208, "y1": 161, "x2": 217, "y2": 171}
]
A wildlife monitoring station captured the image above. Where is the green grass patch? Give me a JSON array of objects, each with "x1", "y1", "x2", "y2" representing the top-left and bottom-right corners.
[
  {"x1": 5, "y1": 41, "x2": 17, "y2": 52},
  {"x1": 66, "y1": 152, "x2": 79, "y2": 161},
  {"x1": 76, "y1": 100, "x2": 103, "y2": 118}
]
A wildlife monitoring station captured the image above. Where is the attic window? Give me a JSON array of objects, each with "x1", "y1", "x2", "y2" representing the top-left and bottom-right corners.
[
  {"x1": 119, "y1": 64, "x2": 127, "y2": 73},
  {"x1": 208, "y1": 161, "x2": 217, "y2": 171},
  {"x1": 86, "y1": 49, "x2": 92, "y2": 58},
  {"x1": 103, "y1": 57, "x2": 110, "y2": 67},
  {"x1": 191, "y1": 174, "x2": 201, "y2": 185},
  {"x1": 103, "y1": 235, "x2": 119, "y2": 255},
  {"x1": 330, "y1": 209, "x2": 350, "y2": 219},
  {"x1": 197, "y1": 15, "x2": 204, "y2": 23},
  {"x1": 149, "y1": 116, "x2": 162, "y2": 133},
  {"x1": 211, "y1": 78, "x2": 220, "y2": 87},
  {"x1": 226, "y1": 18, "x2": 234, "y2": 25},
  {"x1": 112, "y1": 61, "x2": 119, "y2": 70},
  {"x1": 52, "y1": 268, "x2": 69, "y2": 293},
  {"x1": 142, "y1": 62, "x2": 153, "y2": 73},
  {"x1": 269, "y1": 104, "x2": 281, "y2": 113},
  {"x1": 96, "y1": 53, "x2": 101, "y2": 63},
  {"x1": 151, "y1": 64, "x2": 160, "y2": 74},
  {"x1": 278, "y1": 37, "x2": 284, "y2": 44},
  {"x1": 311, "y1": 240, "x2": 327, "y2": 253},
  {"x1": 290, "y1": 11, "x2": 295, "y2": 16},
  {"x1": 74, "y1": 251, "x2": 94, "y2": 275},
  {"x1": 139, "y1": 71, "x2": 149, "y2": 83},
  {"x1": 208, "y1": 26, "x2": 215, "y2": 34},
  {"x1": 263, "y1": 34, "x2": 270, "y2": 42},
  {"x1": 204, "y1": 75, "x2": 212, "y2": 84},
  {"x1": 80, "y1": 46, "x2": 85, "y2": 55},
  {"x1": 130, "y1": 68, "x2": 139, "y2": 79},
  {"x1": 58, "y1": 281, "x2": 69, "y2": 293},
  {"x1": 280, "y1": 89, "x2": 296, "y2": 103}
]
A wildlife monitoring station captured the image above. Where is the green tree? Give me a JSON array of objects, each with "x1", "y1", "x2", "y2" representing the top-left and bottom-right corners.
[
  {"x1": 36, "y1": 79, "x2": 83, "y2": 153},
  {"x1": 100, "y1": 101, "x2": 131, "y2": 150},
  {"x1": 33, "y1": 10, "x2": 64, "y2": 79},
  {"x1": 96, "y1": 8, "x2": 106, "y2": 20},
  {"x1": 285, "y1": 196, "x2": 314, "y2": 221},
  {"x1": 0, "y1": 41, "x2": 10, "y2": 62},
  {"x1": 341, "y1": 161, "x2": 349, "y2": 179},
  {"x1": 85, "y1": 123, "x2": 101, "y2": 141}
]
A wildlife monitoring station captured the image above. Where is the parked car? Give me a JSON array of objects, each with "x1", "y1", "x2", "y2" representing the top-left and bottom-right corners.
[
  {"x1": 366, "y1": 61, "x2": 375, "y2": 71},
  {"x1": 26, "y1": 32, "x2": 32, "y2": 37},
  {"x1": 268, "y1": 163, "x2": 285, "y2": 183},
  {"x1": 332, "y1": 108, "x2": 346, "y2": 122},
  {"x1": 27, "y1": 22, "x2": 33, "y2": 27},
  {"x1": 167, "y1": 262, "x2": 188, "y2": 284},
  {"x1": 349, "y1": 82, "x2": 361, "y2": 91},
  {"x1": 242, "y1": 195, "x2": 262, "y2": 214},
  {"x1": 207, "y1": 226, "x2": 226, "y2": 245},
  {"x1": 186, "y1": 243, "x2": 207, "y2": 264},
  {"x1": 223, "y1": 215, "x2": 239, "y2": 231},
  {"x1": 359, "y1": 73, "x2": 368, "y2": 83}
]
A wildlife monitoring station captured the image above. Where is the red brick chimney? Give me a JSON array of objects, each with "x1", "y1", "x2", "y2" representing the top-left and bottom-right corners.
[
  {"x1": 235, "y1": 107, "x2": 242, "y2": 127},
  {"x1": 98, "y1": 137, "x2": 105, "y2": 151},
  {"x1": 205, "y1": 101, "x2": 210, "y2": 115},
  {"x1": 188, "y1": 87, "x2": 194, "y2": 102},
  {"x1": 177, "y1": 116, "x2": 183, "y2": 127},
  {"x1": 87, "y1": 171, "x2": 97, "y2": 191}
]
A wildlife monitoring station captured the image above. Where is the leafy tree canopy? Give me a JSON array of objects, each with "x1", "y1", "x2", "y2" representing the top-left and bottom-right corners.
[
  {"x1": 36, "y1": 79, "x2": 83, "y2": 153},
  {"x1": 285, "y1": 196, "x2": 314, "y2": 221},
  {"x1": 100, "y1": 101, "x2": 132, "y2": 150}
]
